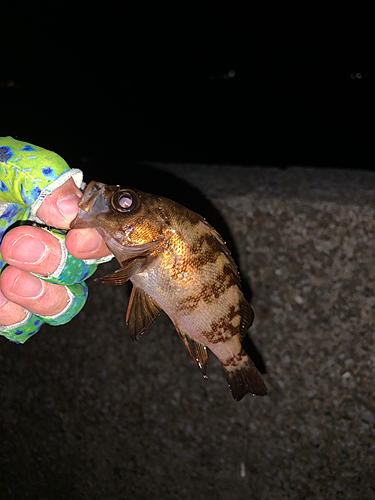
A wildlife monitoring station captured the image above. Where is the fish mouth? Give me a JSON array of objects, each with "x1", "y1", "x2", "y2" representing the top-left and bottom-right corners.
[
  {"x1": 78, "y1": 181, "x2": 106, "y2": 212},
  {"x1": 70, "y1": 181, "x2": 108, "y2": 229}
]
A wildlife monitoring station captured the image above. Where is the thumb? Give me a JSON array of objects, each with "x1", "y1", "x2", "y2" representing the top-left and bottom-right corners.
[{"x1": 36, "y1": 178, "x2": 83, "y2": 229}]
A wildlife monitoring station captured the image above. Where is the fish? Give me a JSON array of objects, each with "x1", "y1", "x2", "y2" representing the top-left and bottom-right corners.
[{"x1": 71, "y1": 181, "x2": 267, "y2": 400}]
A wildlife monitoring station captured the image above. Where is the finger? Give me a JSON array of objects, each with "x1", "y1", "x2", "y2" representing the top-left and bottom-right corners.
[
  {"x1": 0, "y1": 289, "x2": 28, "y2": 327},
  {"x1": 0, "y1": 267, "x2": 70, "y2": 318},
  {"x1": 1, "y1": 225, "x2": 62, "y2": 276},
  {"x1": 36, "y1": 177, "x2": 83, "y2": 229},
  {"x1": 65, "y1": 228, "x2": 112, "y2": 261}
]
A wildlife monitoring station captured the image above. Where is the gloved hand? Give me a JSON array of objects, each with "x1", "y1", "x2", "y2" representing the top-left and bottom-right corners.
[{"x1": 0, "y1": 136, "x2": 112, "y2": 343}]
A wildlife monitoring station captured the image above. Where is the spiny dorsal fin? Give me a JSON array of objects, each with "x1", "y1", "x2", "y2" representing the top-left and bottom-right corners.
[
  {"x1": 176, "y1": 327, "x2": 208, "y2": 378},
  {"x1": 198, "y1": 216, "x2": 241, "y2": 287},
  {"x1": 126, "y1": 285, "x2": 161, "y2": 341},
  {"x1": 239, "y1": 298, "x2": 255, "y2": 341},
  {"x1": 96, "y1": 257, "x2": 146, "y2": 285}
]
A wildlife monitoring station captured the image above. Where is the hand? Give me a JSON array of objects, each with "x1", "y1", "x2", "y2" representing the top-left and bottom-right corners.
[
  {"x1": 0, "y1": 177, "x2": 111, "y2": 327},
  {"x1": 0, "y1": 136, "x2": 112, "y2": 343}
]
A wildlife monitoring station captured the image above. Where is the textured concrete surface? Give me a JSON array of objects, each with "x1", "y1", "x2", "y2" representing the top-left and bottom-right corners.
[{"x1": 1, "y1": 165, "x2": 374, "y2": 499}]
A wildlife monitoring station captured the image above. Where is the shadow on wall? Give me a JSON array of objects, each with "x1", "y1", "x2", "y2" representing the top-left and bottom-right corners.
[{"x1": 74, "y1": 159, "x2": 267, "y2": 375}]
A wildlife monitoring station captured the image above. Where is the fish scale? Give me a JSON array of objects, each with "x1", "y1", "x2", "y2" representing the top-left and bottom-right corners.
[{"x1": 71, "y1": 181, "x2": 267, "y2": 400}]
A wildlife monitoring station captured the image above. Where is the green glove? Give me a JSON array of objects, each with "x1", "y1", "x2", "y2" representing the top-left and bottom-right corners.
[{"x1": 0, "y1": 136, "x2": 108, "y2": 343}]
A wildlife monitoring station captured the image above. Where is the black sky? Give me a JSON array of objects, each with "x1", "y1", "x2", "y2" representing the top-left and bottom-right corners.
[{"x1": 1, "y1": 4, "x2": 372, "y2": 170}]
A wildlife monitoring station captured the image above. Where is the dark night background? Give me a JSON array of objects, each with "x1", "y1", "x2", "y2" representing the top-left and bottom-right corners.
[{"x1": 1, "y1": 4, "x2": 372, "y2": 177}]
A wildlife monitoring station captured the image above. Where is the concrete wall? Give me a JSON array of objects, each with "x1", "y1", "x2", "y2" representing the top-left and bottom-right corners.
[{"x1": 1, "y1": 165, "x2": 374, "y2": 499}]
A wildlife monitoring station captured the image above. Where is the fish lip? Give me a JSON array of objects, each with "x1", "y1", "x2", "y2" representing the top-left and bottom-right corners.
[
  {"x1": 70, "y1": 214, "x2": 79, "y2": 228},
  {"x1": 70, "y1": 181, "x2": 109, "y2": 229},
  {"x1": 78, "y1": 181, "x2": 106, "y2": 211},
  {"x1": 70, "y1": 211, "x2": 94, "y2": 229}
]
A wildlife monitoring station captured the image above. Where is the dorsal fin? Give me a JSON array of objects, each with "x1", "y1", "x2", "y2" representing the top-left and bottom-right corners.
[
  {"x1": 239, "y1": 298, "x2": 254, "y2": 341},
  {"x1": 126, "y1": 285, "x2": 162, "y2": 341},
  {"x1": 198, "y1": 216, "x2": 241, "y2": 287}
]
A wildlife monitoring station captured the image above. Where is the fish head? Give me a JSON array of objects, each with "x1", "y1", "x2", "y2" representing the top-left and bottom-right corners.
[{"x1": 71, "y1": 181, "x2": 163, "y2": 258}]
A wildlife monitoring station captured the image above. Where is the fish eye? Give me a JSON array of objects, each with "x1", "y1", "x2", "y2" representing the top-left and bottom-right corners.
[{"x1": 111, "y1": 189, "x2": 139, "y2": 212}]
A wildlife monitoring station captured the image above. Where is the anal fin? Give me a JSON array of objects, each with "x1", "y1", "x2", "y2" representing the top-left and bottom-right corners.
[
  {"x1": 176, "y1": 328, "x2": 208, "y2": 378},
  {"x1": 126, "y1": 285, "x2": 162, "y2": 341}
]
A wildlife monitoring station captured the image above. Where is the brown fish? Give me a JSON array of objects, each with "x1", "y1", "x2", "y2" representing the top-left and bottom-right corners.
[{"x1": 71, "y1": 181, "x2": 267, "y2": 400}]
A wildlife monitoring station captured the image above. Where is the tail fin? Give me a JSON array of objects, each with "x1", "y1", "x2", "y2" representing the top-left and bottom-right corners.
[{"x1": 222, "y1": 354, "x2": 267, "y2": 401}]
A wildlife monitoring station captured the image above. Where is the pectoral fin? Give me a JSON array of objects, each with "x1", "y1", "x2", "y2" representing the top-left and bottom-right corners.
[
  {"x1": 176, "y1": 328, "x2": 208, "y2": 378},
  {"x1": 97, "y1": 257, "x2": 146, "y2": 285},
  {"x1": 126, "y1": 285, "x2": 162, "y2": 341},
  {"x1": 105, "y1": 237, "x2": 161, "y2": 262}
]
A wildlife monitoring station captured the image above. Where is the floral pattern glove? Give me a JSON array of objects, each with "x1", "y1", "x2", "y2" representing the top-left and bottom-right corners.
[{"x1": 0, "y1": 136, "x2": 109, "y2": 343}]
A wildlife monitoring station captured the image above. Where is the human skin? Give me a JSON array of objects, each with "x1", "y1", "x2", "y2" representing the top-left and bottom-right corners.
[{"x1": 0, "y1": 178, "x2": 112, "y2": 326}]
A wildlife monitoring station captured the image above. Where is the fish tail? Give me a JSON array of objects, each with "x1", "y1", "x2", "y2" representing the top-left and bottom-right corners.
[{"x1": 222, "y1": 353, "x2": 267, "y2": 401}]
